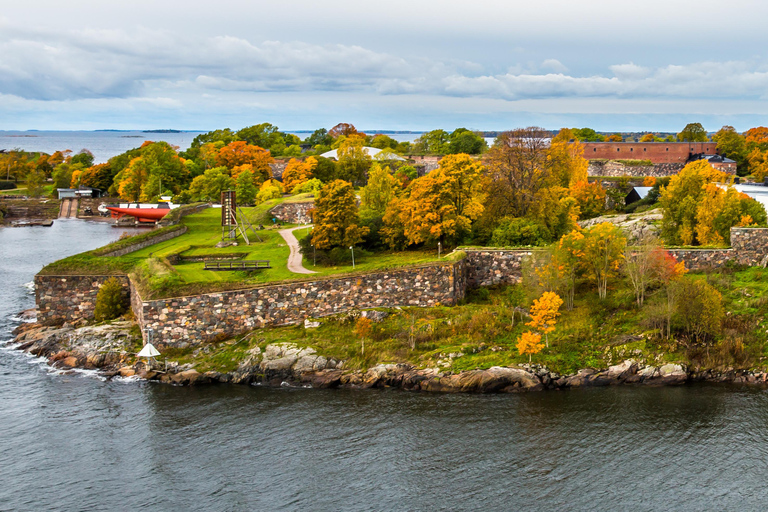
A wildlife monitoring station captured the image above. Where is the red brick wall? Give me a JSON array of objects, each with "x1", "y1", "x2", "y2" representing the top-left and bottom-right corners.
[{"x1": 582, "y1": 142, "x2": 718, "y2": 164}]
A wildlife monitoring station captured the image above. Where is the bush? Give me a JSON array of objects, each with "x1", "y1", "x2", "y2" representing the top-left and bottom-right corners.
[
  {"x1": 0, "y1": 180, "x2": 16, "y2": 190},
  {"x1": 292, "y1": 178, "x2": 323, "y2": 194},
  {"x1": 490, "y1": 217, "x2": 552, "y2": 247},
  {"x1": 298, "y1": 232, "x2": 372, "y2": 266},
  {"x1": 674, "y1": 278, "x2": 724, "y2": 342},
  {"x1": 94, "y1": 277, "x2": 128, "y2": 322}
]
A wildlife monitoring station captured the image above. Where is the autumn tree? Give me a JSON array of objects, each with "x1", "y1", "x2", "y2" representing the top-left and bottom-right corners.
[
  {"x1": 569, "y1": 180, "x2": 606, "y2": 219},
  {"x1": 382, "y1": 154, "x2": 484, "y2": 247},
  {"x1": 549, "y1": 128, "x2": 588, "y2": 187},
  {"x1": 517, "y1": 331, "x2": 544, "y2": 363},
  {"x1": 695, "y1": 184, "x2": 766, "y2": 245},
  {"x1": 526, "y1": 291, "x2": 563, "y2": 347},
  {"x1": 639, "y1": 133, "x2": 656, "y2": 142},
  {"x1": 111, "y1": 141, "x2": 188, "y2": 201},
  {"x1": 581, "y1": 222, "x2": 626, "y2": 299},
  {"x1": 216, "y1": 141, "x2": 274, "y2": 180},
  {"x1": 311, "y1": 180, "x2": 369, "y2": 250},
  {"x1": 605, "y1": 134, "x2": 623, "y2": 142},
  {"x1": 674, "y1": 278, "x2": 723, "y2": 342},
  {"x1": 255, "y1": 179, "x2": 284, "y2": 204},
  {"x1": 25, "y1": 169, "x2": 45, "y2": 198},
  {"x1": 328, "y1": 123, "x2": 361, "y2": 138},
  {"x1": 354, "y1": 316, "x2": 373, "y2": 356},
  {"x1": 654, "y1": 249, "x2": 687, "y2": 338},
  {"x1": 659, "y1": 160, "x2": 729, "y2": 245},
  {"x1": 677, "y1": 122, "x2": 708, "y2": 142},
  {"x1": 624, "y1": 236, "x2": 661, "y2": 307},
  {"x1": 282, "y1": 157, "x2": 317, "y2": 192},
  {"x1": 552, "y1": 230, "x2": 585, "y2": 310}
]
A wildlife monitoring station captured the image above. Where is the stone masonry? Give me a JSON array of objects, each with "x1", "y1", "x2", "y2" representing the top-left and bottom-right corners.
[
  {"x1": 135, "y1": 260, "x2": 467, "y2": 346},
  {"x1": 35, "y1": 275, "x2": 131, "y2": 325},
  {"x1": 463, "y1": 249, "x2": 534, "y2": 287},
  {"x1": 269, "y1": 201, "x2": 314, "y2": 224}
]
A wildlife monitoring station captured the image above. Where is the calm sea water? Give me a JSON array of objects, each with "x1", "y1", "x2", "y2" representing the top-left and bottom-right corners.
[{"x1": 2, "y1": 221, "x2": 768, "y2": 510}]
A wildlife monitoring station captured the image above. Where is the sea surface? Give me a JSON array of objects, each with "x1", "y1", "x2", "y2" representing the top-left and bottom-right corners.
[{"x1": 3, "y1": 221, "x2": 768, "y2": 510}]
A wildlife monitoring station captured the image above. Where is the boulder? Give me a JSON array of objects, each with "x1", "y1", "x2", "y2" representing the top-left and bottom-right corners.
[{"x1": 118, "y1": 367, "x2": 136, "y2": 377}]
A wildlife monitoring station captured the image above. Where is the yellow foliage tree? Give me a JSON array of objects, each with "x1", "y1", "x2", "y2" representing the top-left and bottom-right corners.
[
  {"x1": 526, "y1": 291, "x2": 563, "y2": 347},
  {"x1": 517, "y1": 331, "x2": 544, "y2": 363},
  {"x1": 354, "y1": 316, "x2": 373, "y2": 356},
  {"x1": 569, "y1": 180, "x2": 606, "y2": 219},
  {"x1": 311, "y1": 179, "x2": 370, "y2": 250},
  {"x1": 582, "y1": 222, "x2": 627, "y2": 299}
]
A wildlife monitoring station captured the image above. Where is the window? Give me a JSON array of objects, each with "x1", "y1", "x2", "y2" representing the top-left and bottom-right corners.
[
  {"x1": 593, "y1": 148, "x2": 596, "y2": 152},
  {"x1": 617, "y1": 148, "x2": 620, "y2": 152},
  {"x1": 630, "y1": 148, "x2": 634, "y2": 152},
  {"x1": 644, "y1": 148, "x2": 647, "y2": 152},
  {"x1": 666, "y1": 148, "x2": 669, "y2": 151}
]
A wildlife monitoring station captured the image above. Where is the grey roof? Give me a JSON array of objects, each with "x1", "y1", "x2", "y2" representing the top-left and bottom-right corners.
[{"x1": 631, "y1": 186, "x2": 653, "y2": 199}]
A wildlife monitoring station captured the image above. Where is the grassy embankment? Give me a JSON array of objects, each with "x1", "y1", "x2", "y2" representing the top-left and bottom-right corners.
[
  {"x1": 154, "y1": 265, "x2": 768, "y2": 376},
  {"x1": 40, "y1": 196, "x2": 437, "y2": 299}
]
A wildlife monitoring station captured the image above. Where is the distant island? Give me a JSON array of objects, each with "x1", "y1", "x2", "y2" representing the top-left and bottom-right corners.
[{"x1": 143, "y1": 129, "x2": 183, "y2": 133}]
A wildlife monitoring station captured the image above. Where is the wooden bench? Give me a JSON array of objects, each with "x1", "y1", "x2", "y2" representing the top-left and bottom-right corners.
[{"x1": 204, "y1": 260, "x2": 271, "y2": 271}]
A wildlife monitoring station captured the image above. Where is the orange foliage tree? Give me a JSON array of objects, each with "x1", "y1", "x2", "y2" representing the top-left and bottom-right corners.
[
  {"x1": 311, "y1": 180, "x2": 369, "y2": 250},
  {"x1": 216, "y1": 141, "x2": 274, "y2": 180},
  {"x1": 569, "y1": 180, "x2": 606, "y2": 219},
  {"x1": 282, "y1": 157, "x2": 318, "y2": 193},
  {"x1": 526, "y1": 291, "x2": 563, "y2": 347},
  {"x1": 517, "y1": 331, "x2": 544, "y2": 363}
]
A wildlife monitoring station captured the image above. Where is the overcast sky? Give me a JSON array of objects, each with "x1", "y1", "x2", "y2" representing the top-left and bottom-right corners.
[{"x1": 2, "y1": 0, "x2": 768, "y2": 132}]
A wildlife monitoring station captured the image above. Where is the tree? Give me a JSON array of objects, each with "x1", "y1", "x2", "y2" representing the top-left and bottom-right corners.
[
  {"x1": 304, "y1": 128, "x2": 333, "y2": 148},
  {"x1": 282, "y1": 157, "x2": 317, "y2": 192},
  {"x1": 569, "y1": 180, "x2": 606, "y2": 219},
  {"x1": 554, "y1": 230, "x2": 585, "y2": 310},
  {"x1": 94, "y1": 277, "x2": 127, "y2": 322},
  {"x1": 328, "y1": 123, "x2": 361, "y2": 138},
  {"x1": 572, "y1": 127, "x2": 604, "y2": 142},
  {"x1": 677, "y1": 123, "x2": 708, "y2": 142},
  {"x1": 713, "y1": 126, "x2": 747, "y2": 175},
  {"x1": 236, "y1": 123, "x2": 282, "y2": 151},
  {"x1": 448, "y1": 128, "x2": 487, "y2": 154},
  {"x1": 111, "y1": 141, "x2": 188, "y2": 201},
  {"x1": 482, "y1": 127, "x2": 551, "y2": 219},
  {"x1": 255, "y1": 179, "x2": 283, "y2": 204},
  {"x1": 639, "y1": 133, "x2": 655, "y2": 142},
  {"x1": 187, "y1": 167, "x2": 233, "y2": 202},
  {"x1": 548, "y1": 128, "x2": 589, "y2": 187},
  {"x1": 235, "y1": 169, "x2": 258, "y2": 205},
  {"x1": 412, "y1": 129, "x2": 450, "y2": 154},
  {"x1": 311, "y1": 157, "x2": 339, "y2": 183},
  {"x1": 605, "y1": 134, "x2": 623, "y2": 142},
  {"x1": 383, "y1": 154, "x2": 485, "y2": 247},
  {"x1": 25, "y1": 169, "x2": 45, "y2": 198},
  {"x1": 581, "y1": 222, "x2": 626, "y2": 299},
  {"x1": 370, "y1": 134, "x2": 399, "y2": 150},
  {"x1": 336, "y1": 137, "x2": 372, "y2": 185},
  {"x1": 517, "y1": 331, "x2": 544, "y2": 363},
  {"x1": 674, "y1": 278, "x2": 723, "y2": 342},
  {"x1": 654, "y1": 248, "x2": 687, "y2": 338},
  {"x1": 311, "y1": 180, "x2": 369, "y2": 250},
  {"x1": 70, "y1": 149, "x2": 94, "y2": 168},
  {"x1": 624, "y1": 236, "x2": 659, "y2": 307},
  {"x1": 216, "y1": 141, "x2": 274, "y2": 179},
  {"x1": 526, "y1": 291, "x2": 563, "y2": 347},
  {"x1": 360, "y1": 163, "x2": 397, "y2": 214},
  {"x1": 52, "y1": 164, "x2": 74, "y2": 190},
  {"x1": 354, "y1": 317, "x2": 373, "y2": 356},
  {"x1": 659, "y1": 160, "x2": 729, "y2": 245},
  {"x1": 490, "y1": 217, "x2": 552, "y2": 247},
  {"x1": 695, "y1": 184, "x2": 766, "y2": 245}
]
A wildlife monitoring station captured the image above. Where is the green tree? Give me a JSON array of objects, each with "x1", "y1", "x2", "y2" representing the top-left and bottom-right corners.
[
  {"x1": 336, "y1": 137, "x2": 372, "y2": 185},
  {"x1": 25, "y1": 169, "x2": 45, "y2": 197},
  {"x1": 713, "y1": 125, "x2": 748, "y2": 175},
  {"x1": 94, "y1": 277, "x2": 127, "y2": 322},
  {"x1": 572, "y1": 127, "x2": 605, "y2": 142},
  {"x1": 70, "y1": 149, "x2": 94, "y2": 167},
  {"x1": 235, "y1": 169, "x2": 258, "y2": 205},
  {"x1": 412, "y1": 129, "x2": 450, "y2": 154},
  {"x1": 310, "y1": 157, "x2": 339, "y2": 183},
  {"x1": 304, "y1": 128, "x2": 333, "y2": 148},
  {"x1": 448, "y1": 128, "x2": 487, "y2": 154},
  {"x1": 187, "y1": 167, "x2": 234, "y2": 202},
  {"x1": 674, "y1": 278, "x2": 723, "y2": 342},
  {"x1": 677, "y1": 122, "x2": 709, "y2": 142},
  {"x1": 236, "y1": 123, "x2": 283, "y2": 152},
  {"x1": 311, "y1": 180, "x2": 369, "y2": 249},
  {"x1": 52, "y1": 164, "x2": 74, "y2": 190}
]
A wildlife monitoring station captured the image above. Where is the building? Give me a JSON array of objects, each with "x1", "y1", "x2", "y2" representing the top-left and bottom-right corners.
[
  {"x1": 581, "y1": 142, "x2": 718, "y2": 164},
  {"x1": 320, "y1": 147, "x2": 406, "y2": 161},
  {"x1": 625, "y1": 186, "x2": 653, "y2": 205},
  {"x1": 56, "y1": 187, "x2": 105, "y2": 199},
  {"x1": 689, "y1": 154, "x2": 737, "y2": 174}
]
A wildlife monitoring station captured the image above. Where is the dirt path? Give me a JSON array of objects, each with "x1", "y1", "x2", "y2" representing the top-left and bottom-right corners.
[{"x1": 278, "y1": 225, "x2": 317, "y2": 274}]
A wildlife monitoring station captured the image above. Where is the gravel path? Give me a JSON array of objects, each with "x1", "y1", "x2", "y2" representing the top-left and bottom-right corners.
[{"x1": 279, "y1": 225, "x2": 317, "y2": 274}]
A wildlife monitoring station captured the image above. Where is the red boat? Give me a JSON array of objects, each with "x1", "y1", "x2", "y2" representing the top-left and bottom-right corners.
[{"x1": 103, "y1": 202, "x2": 177, "y2": 223}]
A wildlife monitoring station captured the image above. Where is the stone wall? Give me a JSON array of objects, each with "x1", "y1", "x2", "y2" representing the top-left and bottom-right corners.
[
  {"x1": 463, "y1": 249, "x2": 534, "y2": 287},
  {"x1": 36, "y1": 275, "x2": 131, "y2": 325},
  {"x1": 136, "y1": 261, "x2": 467, "y2": 346},
  {"x1": 588, "y1": 160, "x2": 685, "y2": 177},
  {"x1": 269, "y1": 201, "x2": 314, "y2": 224},
  {"x1": 664, "y1": 249, "x2": 734, "y2": 271},
  {"x1": 731, "y1": 227, "x2": 768, "y2": 265}
]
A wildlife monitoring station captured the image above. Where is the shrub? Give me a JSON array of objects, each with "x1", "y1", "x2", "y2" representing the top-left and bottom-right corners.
[
  {"x1": 0, "y1": 180, "x2": 16, "y2": 190},
  {"x1": 674, "y1": 278, "x2": 724, "y2": 342},
  {"x1": 292, "y1": 178, "x2": 323, "y2": 194},
  {"x1": 491, "y1": 217, "x2": 552, "y2": 247},
  {"x1": 94, "y1": 277, "x2": 128, "y2": 322}
]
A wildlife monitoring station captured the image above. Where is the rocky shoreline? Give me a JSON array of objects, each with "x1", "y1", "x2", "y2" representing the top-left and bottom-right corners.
[{"x1": 11, "y1": 318, "x2": 768, "y2": 392}]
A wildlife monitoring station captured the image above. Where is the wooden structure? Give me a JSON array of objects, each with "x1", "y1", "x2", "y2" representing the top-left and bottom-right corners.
[{"x1": 204, "y1": 260, "x2": 271, "y2": 271}]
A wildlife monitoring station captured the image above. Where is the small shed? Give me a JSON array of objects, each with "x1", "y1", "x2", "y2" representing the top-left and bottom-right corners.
[{"x1": 625, "y1": 186, "x2": 653, "y2": 205}]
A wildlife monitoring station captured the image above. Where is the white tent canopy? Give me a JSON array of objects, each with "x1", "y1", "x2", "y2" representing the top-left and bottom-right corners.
[
  {"x1": 137, "y1": 343, "x2": 160, "y2": 358},
  {"x1": 320, "y1": 147, "x2": 405, "y2": 161}
]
